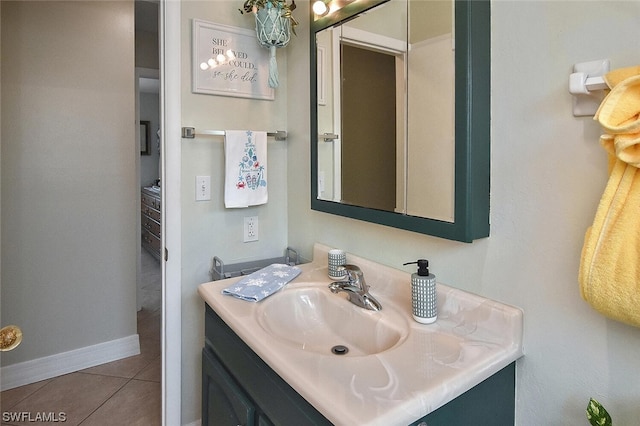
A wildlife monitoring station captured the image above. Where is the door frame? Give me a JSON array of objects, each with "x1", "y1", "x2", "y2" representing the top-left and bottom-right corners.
[{"x1": 160, "y1": 0, "x2": 182, "y2": 424}]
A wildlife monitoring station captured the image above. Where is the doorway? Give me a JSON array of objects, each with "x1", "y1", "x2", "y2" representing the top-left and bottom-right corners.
[
  {"x1": 134, "y1": 1, "x2": 163, "y2": 422},
  {"x1": 137, "y1": 71, "x2": 161, "y2": 314},
  {"x1": 341, "y1": 44, "x2": 397, "y2": 211}
]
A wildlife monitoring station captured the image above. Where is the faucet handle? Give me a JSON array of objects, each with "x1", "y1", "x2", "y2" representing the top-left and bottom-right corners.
[
  {"x1": 337, "y1": 264, "x2": 364, "y2": 286},
  {"x1": 337, "y1": 264, "x2": 360, "y2": 276}
]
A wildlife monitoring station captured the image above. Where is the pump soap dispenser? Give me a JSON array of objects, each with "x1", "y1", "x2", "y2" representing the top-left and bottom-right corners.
[{"x1": 404, "y1": 260, "x2": 437, "y2": 324}]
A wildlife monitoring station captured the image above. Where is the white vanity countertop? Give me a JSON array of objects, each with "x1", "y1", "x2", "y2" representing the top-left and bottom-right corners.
[{"x1": 198, "y1": 244, "x2": 524, "y2": 426}]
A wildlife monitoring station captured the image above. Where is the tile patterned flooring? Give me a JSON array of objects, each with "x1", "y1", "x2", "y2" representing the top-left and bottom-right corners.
[{"x1": 1, "y1": 250, "x2": 162, "y2": 426}]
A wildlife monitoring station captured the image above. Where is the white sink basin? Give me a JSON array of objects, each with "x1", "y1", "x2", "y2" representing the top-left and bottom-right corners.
[
  {"x1": 198, "y1": 243, "x2": 524, "y2": 426},
  {"x1": 257, "y1": 285, "x2": 408, "y2": 356}
]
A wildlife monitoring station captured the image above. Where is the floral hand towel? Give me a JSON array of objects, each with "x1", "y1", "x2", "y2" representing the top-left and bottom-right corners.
[{"x1": 221, "y1": 264, "x2": 301, "y2": 302}]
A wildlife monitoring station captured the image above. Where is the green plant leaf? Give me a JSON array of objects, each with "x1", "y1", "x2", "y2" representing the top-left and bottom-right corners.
[
  {"x1": 239, "y1": 0, "x2": 298, "y2": 33},
  {"x1": 586, "y1": 398, "x2": 612, "y2": 426}
]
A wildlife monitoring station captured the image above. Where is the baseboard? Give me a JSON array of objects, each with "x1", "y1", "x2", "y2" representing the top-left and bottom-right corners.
[{"x1": 0, "y1": 334, "x2": 140, "y2": 391}]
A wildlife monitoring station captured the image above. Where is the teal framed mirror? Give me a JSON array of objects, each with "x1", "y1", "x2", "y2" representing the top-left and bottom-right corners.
[{"x1": 310, "y1": 0, "x2": 490, "y2": 243}]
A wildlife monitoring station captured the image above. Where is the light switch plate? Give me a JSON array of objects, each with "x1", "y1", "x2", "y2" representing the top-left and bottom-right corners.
[{"x1": 196, "y1": 176, "x2": 211, "y2": 201}]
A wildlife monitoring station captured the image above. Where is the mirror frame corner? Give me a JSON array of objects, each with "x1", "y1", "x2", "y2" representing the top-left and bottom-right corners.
[{"x1": 310, "y1": 0, "x2": 490, "y2": 243}]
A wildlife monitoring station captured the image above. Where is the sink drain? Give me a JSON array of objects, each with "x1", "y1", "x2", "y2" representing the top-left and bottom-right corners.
[{"x1": 331, "y1": 345, "x2": 349, "y2": 355}]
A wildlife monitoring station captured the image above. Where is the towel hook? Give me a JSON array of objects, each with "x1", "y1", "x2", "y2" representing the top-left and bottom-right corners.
[{"x1": 569, "y1": 59, "x2": 610, "y2": 117}]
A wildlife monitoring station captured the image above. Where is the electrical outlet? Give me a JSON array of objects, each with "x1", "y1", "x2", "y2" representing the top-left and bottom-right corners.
[
  {"x1": 244, "y1": 216, "x2": 258, "y2": 242},
  {"x1": 195, "y1": 176, "x2": 211, "y2": 201}
]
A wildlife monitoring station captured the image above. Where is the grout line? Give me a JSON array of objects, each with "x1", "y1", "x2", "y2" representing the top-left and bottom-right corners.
[
  {"x1": 0, "y1": 378, "x2": 52, "y2": 412},
  {"x1": 76, "y1": 376, "x2": 132, "y2": 425}
]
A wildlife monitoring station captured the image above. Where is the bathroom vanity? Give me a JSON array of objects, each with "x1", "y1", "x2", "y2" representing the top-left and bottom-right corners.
[{"x1": 198, "y1": 244, "x2": 523, "y2": 425}]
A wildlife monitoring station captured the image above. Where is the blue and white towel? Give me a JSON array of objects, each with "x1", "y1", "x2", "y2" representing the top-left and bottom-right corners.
[{"x1": 221, "y1": 264, "x2": 301, "y2": 302}]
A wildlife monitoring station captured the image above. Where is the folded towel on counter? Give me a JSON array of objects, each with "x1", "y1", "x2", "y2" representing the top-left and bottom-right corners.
[
  {"x1": 224, "y1": 130, "x2": 268, "y2": 208},
  {"x1": 579, "y1": 67, "x2": 640, "y2": 328},
  {"x1": 222, "y1": 264, "x2": 301, "y2": 302}
]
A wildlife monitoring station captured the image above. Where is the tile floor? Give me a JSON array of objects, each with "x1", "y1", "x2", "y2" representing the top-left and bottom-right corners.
[{"x1": 1, "y1": 250, "x2": 162, "y2": 426}]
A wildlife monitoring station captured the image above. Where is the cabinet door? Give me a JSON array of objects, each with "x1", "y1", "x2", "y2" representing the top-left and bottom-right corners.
[
  {"x1": 202, "y1": 348, "x2": 256, "y2": 426},
  {"x1": 410, "y1": 363, "x2": 515, "y2": 426},
  {"x1": 258, "y1": 414, "x2": 274, "y2": 426}
]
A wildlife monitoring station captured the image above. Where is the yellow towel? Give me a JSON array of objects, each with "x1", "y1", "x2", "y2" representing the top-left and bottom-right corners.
[
  {"x1": 596, "y1": 72, "x2": 640, "y2": 166},
  {"x1": 579, "y1": 67, "x2": 640, "y2": 328},
  {"x1": 603, "y1": 65, "x2": 640, "y2": 88}
]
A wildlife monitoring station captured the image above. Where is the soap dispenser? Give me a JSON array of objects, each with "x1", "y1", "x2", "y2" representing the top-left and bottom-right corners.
[{"x1": 404, "y1": 260, "x2": 437, "y2": 324}]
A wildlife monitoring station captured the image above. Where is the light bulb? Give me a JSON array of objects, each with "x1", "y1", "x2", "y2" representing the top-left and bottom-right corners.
[
  {"x1": 207, "y1": 58, "x2": 216, "y2": 67},
  {"x1": 200, "y1": 62, "x2": 209, "y2": 70},
  {"x1": 313, "y1": 0, "x2": 328, "y2": 16},
  {"x1": 226, "y1": 49, "x2": 236, "y2": 60},
  {"x1": 216, "y1": 54, "x2": 226, "y2": 63}
]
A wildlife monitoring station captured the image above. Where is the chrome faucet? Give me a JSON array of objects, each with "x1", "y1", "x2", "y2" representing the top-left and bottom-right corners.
[{"x1": 328, "y1": 264, "x2": 382, "y2": 311}]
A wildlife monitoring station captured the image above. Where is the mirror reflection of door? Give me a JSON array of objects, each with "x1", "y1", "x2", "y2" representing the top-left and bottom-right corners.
[
  {"x1": 341, "y1": 44, "x2": 396, "y2": 211},
  {"x1": 315, "y1": 0, "x2": 457, "y2": 221},
  {"x1": 406, "y1": 0, "x2": 455, "y2": 221}
]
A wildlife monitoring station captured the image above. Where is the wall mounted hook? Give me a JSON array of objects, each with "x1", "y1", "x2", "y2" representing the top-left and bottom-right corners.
[{"x1": 569, "y1": 59, "x2": 610, "y2": 117}]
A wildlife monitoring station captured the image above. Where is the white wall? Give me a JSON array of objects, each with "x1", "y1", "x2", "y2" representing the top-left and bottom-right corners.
[
  {"x1": 179, "y1": 1, "x2": 290, "y2": 422},
  {"x1": 288, "y1": 1, "x2": 640, "y2": 425},
  {"x1": 1, "y1": 1, "x2": 137, "y2": 371}
]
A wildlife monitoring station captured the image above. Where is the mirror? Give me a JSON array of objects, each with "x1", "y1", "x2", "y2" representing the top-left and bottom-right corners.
[{"x1": 310, "y1": 0, "x2": 490, "y2": 242}]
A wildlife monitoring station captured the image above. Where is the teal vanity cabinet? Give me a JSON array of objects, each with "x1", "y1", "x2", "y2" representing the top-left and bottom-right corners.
[
  {"x1": 203, "y1": 304, "x2": 515, "y2": 426},
  {"x1": 202, "y1": 305, "x2": 332, "y2": 426},
  {"x1": 202, "y1": 348, "x2": 257, "y2": 425},
  {"x1": 409, "y1": 365, "x2": 515, "y2": 425}
]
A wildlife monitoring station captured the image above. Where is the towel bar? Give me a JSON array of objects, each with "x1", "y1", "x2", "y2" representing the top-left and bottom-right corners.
[{"x1": 181, "y1": 127, "x2": 287, "y2": 141}]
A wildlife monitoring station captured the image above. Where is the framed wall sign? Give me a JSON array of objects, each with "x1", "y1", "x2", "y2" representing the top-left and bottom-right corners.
[{"x1": 192, "y1": 19, "x2": 274, "y2": 100}]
